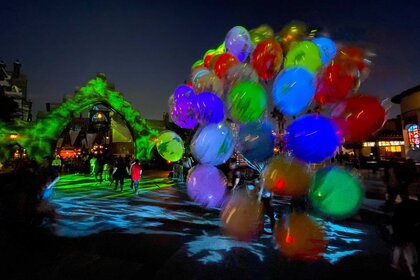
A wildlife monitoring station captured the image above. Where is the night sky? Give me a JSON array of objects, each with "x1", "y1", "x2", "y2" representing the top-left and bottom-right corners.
[{"x1": 1, "y1": 0, "x2": 419, "y2": 120}]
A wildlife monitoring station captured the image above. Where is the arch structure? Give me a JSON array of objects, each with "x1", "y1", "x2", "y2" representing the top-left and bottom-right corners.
[{"x1": 8, "y1": 74, "x2": 158, "y2": 162}]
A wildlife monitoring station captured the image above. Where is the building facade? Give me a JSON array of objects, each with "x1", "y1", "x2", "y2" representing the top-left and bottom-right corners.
[
  {"x1": 391, "y1": 85, "x2": 420, "y2": 158},
  {"x1": 0, "y1": 60, "x2": 32, "y2": 121}
]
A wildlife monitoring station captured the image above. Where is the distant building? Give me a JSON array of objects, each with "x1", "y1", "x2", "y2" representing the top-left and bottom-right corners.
[
  {"x1": 361, "y1": 117, "x2": 405, "y2": 160},
  {"x1": 0, "y1": 60, "x2": 32, "y2": 121},
  {"x1": 391, "y1": 85, "x2": 420, "y2": 154}
]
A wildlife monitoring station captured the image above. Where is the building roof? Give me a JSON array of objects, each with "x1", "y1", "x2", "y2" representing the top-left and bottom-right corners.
[{"x1": 391, "y1": 84, "x2": 420, "y2": 104}]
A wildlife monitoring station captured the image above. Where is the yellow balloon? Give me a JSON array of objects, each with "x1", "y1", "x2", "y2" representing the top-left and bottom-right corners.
[
  {"x1": 275, "y1": 21, "x2": 308, "y2": 52},
  {"x1": 263, "y1": 156, "x2": 311, "y2": 197},
  {"x1": 249, "y1": 24, "x2": 274, "y2": 45}
]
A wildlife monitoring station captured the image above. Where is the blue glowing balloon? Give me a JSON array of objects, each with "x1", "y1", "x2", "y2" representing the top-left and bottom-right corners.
[
  {"x1": 225, "y1": 26, "x2": 251, "y2": 62},
  {"x1": 285, "y1": 114, "x2": 340, "y2": 163},
  {"x1": 173, "y1": 85, "x2": 195, "y2": 103},
  {"x1": 193, "y1": 91, "x2": 225, "y2": 125},
  {"x1": 272, "y1": 67, "x2": 315, "y2": 116},
  {"x1": 187, "y1": 164, "x2": 227, "y2": 209},
  {"x1": 191, "y1": 122, "x2": 235, "y2": 166},
  {"x1": 236, "y1": 121, "x2": 275, "y2": 162},
  {"x1": 312, "y1": 37, "x2": 337, "y2": 65}
]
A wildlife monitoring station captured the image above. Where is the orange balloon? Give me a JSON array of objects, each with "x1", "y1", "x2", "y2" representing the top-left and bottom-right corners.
[
  {"x1": 221, "y1": 191, "x2": 263, "y2": 242},
  {"x1": 263, "y1": 156, "x2": 311, "y2": 197},
  {"x1": 274, "y1": 212, "x2": 327, "y2": 261}
]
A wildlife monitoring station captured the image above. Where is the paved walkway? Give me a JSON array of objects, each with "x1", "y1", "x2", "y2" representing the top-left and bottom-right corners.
[{"x1": 2, "y1": 170, "x2": 416, "y2": 279}]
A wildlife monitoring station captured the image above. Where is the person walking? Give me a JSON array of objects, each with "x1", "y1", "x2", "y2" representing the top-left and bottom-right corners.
[
  {"x1": 51, "y1": 156, "x2": 62, "y2": 173},
  {"x1": 390, "y1": 198, "x2": 420, "y2": 278},
  {"x1": 113, "y1": 157, "x2": 127, "y2": 192},
  {"x1": 131, "y1": 159, "x2": 142, "y2": 195},
  {"x1": 182, "y1": 155, "x2": 192, "y2": 181},
  {"x1": 95, "y1": 156, "x2": 105, "y2": 184},
  {"x1": 384, "y1": 159, "x2": 416, "y2": 212}
]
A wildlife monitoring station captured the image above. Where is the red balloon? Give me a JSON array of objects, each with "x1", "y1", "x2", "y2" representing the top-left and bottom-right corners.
[
  {"x1": 314, "y1": 63, "x2": 355, "y2": 105},
  {"x1": 335, "y1": 47, "x2": 368, "y2": 73},
  {"x1": 204, "y1": 52, "x2": 215, "y2": 68},
  {"x1": 331, "y1": 96, "x2": 385, "y2": 143},
  {"x1": 213, "y1": 53, "x2": 239, "y2": 79},
  {"x1": 251, "y1": 38, "x2": 283, "y2": 81},
  {"x1": 208, "y1": 54, "x2": 221, "y2": 71}
]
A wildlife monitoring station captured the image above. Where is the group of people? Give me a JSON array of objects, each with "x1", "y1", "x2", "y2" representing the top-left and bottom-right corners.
[
  {"x1": 169, "y1": 155, "x2": 192, "y2": 182},
  {"x1": 88, "y1": 156, "x2": 143, "y2": 194}
]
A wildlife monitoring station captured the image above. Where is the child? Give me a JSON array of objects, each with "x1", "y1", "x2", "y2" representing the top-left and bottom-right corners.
[{"x1": 131, "y1": 159, "x2": 142, "y2": 195}]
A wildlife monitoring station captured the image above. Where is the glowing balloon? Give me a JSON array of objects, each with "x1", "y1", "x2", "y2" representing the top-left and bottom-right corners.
[
  {"x1": 190, "y1": 122, "x2": 235, "y2": 166},
  {"x1": 203, "y1": 49, "x2": 217, "y2": 68},
  {"x1": 221, "y1": 190, "x2": 263, "y2": 241},
  {"x1": 229, "y1": 81, "x2": 267, "y2": 123},
  {"x1": 173, "y1": 85, "x2": 195, "y2": 103},
  {"x1": 156, "y1": 131, "x2": 184, "y2": 162},
  {"x1": 191, "y1": 67, "x2": 210, "y2": 84},
  {"x1": 275, "y1": 21, "x2": 308, "y2": 52},
  {"x1": 193, "y1": 91, "x2": 224, "y2": 124},
  {"x1": 331, "y1": 96, "x2": 385, "y2": 143},
  {"x1": 249, "y1": 24, "x2": 274, "y2": 45},
  {"x1": 272, "y1": 67, "x2": 315, "y2": 116},
  {"x1": 308, "y1": 166, "x2": 363, "y2": 219},
  {"x1": 236, "y1": 121, "x2": 275, "y2": 162},
  {"x1": 312, "y1": 37, "x2": 336, "y2": 65},
  {"x1": 187, "y1": 164, "x2": 227, "y2": 209},
  {"x1": 251, "y1": 38, "x2": 283, "y2": 81},
  {"x1": 263, "y1": 156, "x2": 311, "y2": 197},
  {"x1": 314, "y1": 62, "x2": 355, "y2": 105},
  {"x1": 284, "y1": 41, "x2": 322, "y2": 73},
  {"x1": 285, "y1": 114, "x2": 340, "y2": 163},
  {"x1": 224, "y1": 63, "x2": 259, "y2": 98},
  {"x1": 169, "y1": 96, "x2": 198, "y2": 129},
  {"x1": 213, "y1": 53, "x2": 239, "y2": 79},
  {"x1": 274, "y1": 212, "x2": 327, "y2": 260},
  {"x1": 225, "y1": 26, "x2": 251, "y2": 62},
  {"x1": 193, "y1": 72, "x2": 223, "y2": 97},
  {"x1": 191, "y1": 59, "x2": 204, "y2": 71}
]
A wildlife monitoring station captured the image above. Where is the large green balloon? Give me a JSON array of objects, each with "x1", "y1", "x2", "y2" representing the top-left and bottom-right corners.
[
  {"x1": 229, "y1": 81, "x2": 267, "y2": 123},
  {"x1": 308, "y1": 166, "x2": 363, "y2": 220},
  {"x1": 284, "y1": 41, "x2": 322, "y2": 73},
  {"x1": 156, "y1": 130, "x2": 184, "y2": 162}
]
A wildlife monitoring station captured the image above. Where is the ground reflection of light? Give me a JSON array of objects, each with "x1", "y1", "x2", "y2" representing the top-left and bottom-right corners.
[
  {"x1": 322, "y1": 249, "x2": 362, "y2": 264},
  {"x1": 186, "y1": 233, "x2": 266, "y2": 264},
  {"x1": 51, "y1": 174, "x2": 376, "y2": 266}
]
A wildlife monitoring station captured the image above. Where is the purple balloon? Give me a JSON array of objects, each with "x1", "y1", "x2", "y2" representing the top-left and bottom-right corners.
[
  {"x1": 187, "y1": 164, "x2": 227, "y2": 209},
  {"x1": 169, "y1": 98, "x2": 198, "y2": 129},
  {"x1": 173, "y1": 85, "x2": 195, "y2": 103},
  {"x1": 193, "y1": 92, "x2": 225, "y2": 124}
]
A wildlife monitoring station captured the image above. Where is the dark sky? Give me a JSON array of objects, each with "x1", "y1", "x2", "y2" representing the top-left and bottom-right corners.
[{"x1": 1, "y1": 0, "x2": 419, "y2": 120}]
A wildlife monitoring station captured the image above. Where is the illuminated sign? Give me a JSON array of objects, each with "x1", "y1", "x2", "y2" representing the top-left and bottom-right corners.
[
  {"x1": 377, "y1": 141, "x2": 405, "y2": 147},
  {"x1": 408, "y1": 124, "x2": 420, "y2": 149}
]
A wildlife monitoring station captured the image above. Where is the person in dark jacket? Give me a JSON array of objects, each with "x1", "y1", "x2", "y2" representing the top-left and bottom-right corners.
[{"x1": 113, "y1": 156, "x2": 128, "y2": 191}]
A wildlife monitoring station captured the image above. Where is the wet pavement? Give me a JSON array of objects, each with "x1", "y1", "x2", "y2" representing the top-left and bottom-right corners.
[{"x1": 3, "y1": 170, "x2": 417, "y2": 279}]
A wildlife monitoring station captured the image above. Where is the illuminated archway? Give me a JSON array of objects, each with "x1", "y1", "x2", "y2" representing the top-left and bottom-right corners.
[{"x1": 20, "y1": 74, "x2": 158, "y2": 162}]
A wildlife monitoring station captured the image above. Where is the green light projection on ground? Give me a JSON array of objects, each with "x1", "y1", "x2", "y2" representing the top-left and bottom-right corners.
[{"x1": 0, "y1": 75, "x2": 158, "y2": 163}]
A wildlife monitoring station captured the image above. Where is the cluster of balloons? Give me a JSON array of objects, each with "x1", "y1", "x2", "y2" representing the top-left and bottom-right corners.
[{"x1": 156, "y1": 21, "x2": 386, "y2": 261}]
